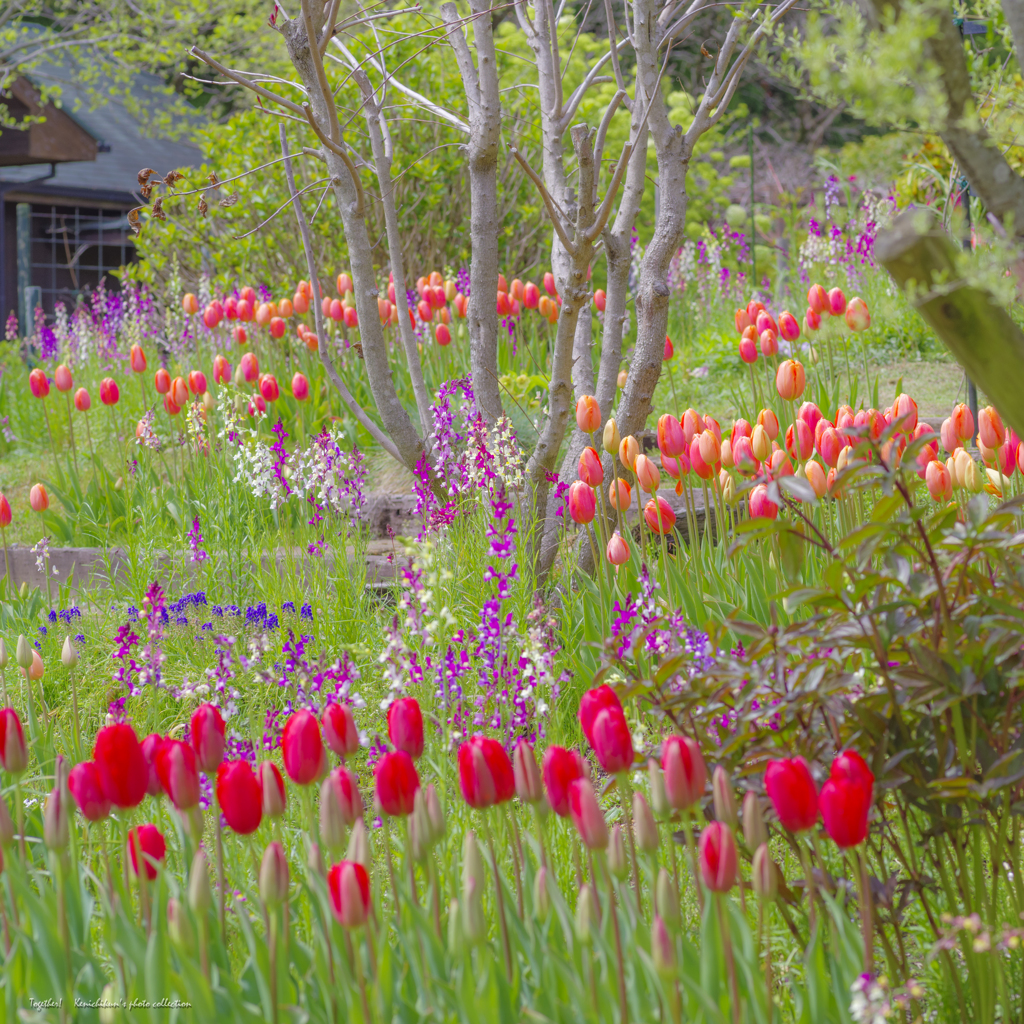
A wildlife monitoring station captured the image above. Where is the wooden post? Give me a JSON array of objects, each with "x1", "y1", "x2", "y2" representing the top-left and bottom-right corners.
[{"x1": 875, "y1": 208, "x2": 1024, "y2": 438}]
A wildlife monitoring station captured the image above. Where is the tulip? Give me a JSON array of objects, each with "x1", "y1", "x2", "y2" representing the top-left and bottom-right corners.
[
  {"x1": 593, "y1": 289, "x2": 606, "y2": 312},
  {"x1": 458, "y1": 735, "x2": 514, "y2": 809},
  {"x1": 749, "y1": 425, "x2": 771, "y2": 464},
  {"x1": 127, "y1": 823, "x2": 166, "y2": 880},
  {"x1": 664, "y1": 336, "x2": 674, "y2": 360},
  {"x1": 29, "y1": 367, "x2": 50, "y2": 398},
  {"x1": 44, "y1": 785, "x2": 70, "y2": 850},
  {"x1": 29, "y1": 483, "x2": 48, "y2": 513},
  {"x1": 543, "y1": 271, "x2": 557, "y2": 296},
  {"x1": 0, "y1": 709, "x2": 27, "y2": 775},
  {"x1": 978, "y1": 406, "x2": 1004, "y2": 450},
  {"x1": 542, "y1": 745, "x2": 587, "y2": 816},
  {"x1": 633, "y1": 791, "x2": 659, "y2": 852},
  {"x1": 775, "y1": 359, "x2": 805, "y2": 402},
  {"x1": 738, "y1": 333, "x2": 758, "y2": 364},
  {"x1": 892, "y1": 393, "x2": 918, "y2": 433},
  {"x1": 925, "y1": 460, "x2": 952, "y2": 502},
  {"x1": 805, "y1": 308, "x2": 821, "y2": 332},
  {"x1": 190, "y1": 703, "x2": 225, "y2": 772},
  {"x1": 735, "y1": 308, "x2": 752, "y2": 333},
  {"x1": 281, "y1": 709, "x2": 323, "y2": 785},
  {"x1": 730, "y1": 436, "x2": 756, "y2": 475},
  {"x1": 765, "y1": 757, "x2": 818, "y2": 832},
  {"x1": 662, "y1": 735, "x2": 706, "y2": 810},
  {"x1": 568, "y1": 778, "x2": 608, "y2": 850},
  {"x1": 134, "y1": 733, "x2": 163, "y2": 797},
  {"x1": 747, "y1": 299, "x2": 765, "y2": 322},
  {"x1": 778, "y1": 310, "x2": 800, "y2": 341},
  {"x1": 756, "y1": 409, "x2": 779, "y2": 442},
  {"x1": 94, "y1": 723, "x2": 148, "y2": 808},
  {"x1": 698, "y1": 822, "x2": 737, "y2": 892},
  {"x1": 603, "y1": 417, "x2": 620, "y2": 454},
  {"x1": 805, "y1": 460, "x2": 827, "y2": 499},
  {"x1": 256, "y1": 761, "x2": 286, "y2": 819},
  {"x1": 344, "y1": 306, "x2": 358, "y2": 328},
  {"x1": 951, "y1": 402, "x2": 974, "y2": 443},
  {"x1": 845, "y1": 296, "x2": 870, "y2": 331},
  {"x1": 156, "y1": 739, "x2": 201, "y2": 810},
  {"x1": 635, "y1": 453, "x2": 660, "y2": 492},
  {"x1": 28, "y1": 651, "x2": 42, "y2": 682},
  {"x1": 576, "y1": 394, "x2": 601, "y2": 433},
  {"x1": 329, "y1": 860, "x2": 371, "y2": 927},
  {"x1": 238, "y1": 300, "x2": 254, "y2": 323},
  {"x1": 73, "y1": 387, "x2": 91, "y2": 411},
  {"x1": 292, "y1": 372, "x2": 310, "y2": 402},
  {"x1": 53, "y1": 364, "x2": 73, "y2": 393},
  {"x1": 712, "y1": 766, "x2": 738, "y2": 828},
  {"x1": 578, "y1": 446, "x2": 604, "y2": 487},
  {"x1": 216, "y1": 761, "x2": 263, "y2": 835},
  {"x1": 644, "y1": 496, "x2": 676, "y2": 534},
  {"x1": 742, "y1": 792, "x2": 766, "y2": 850},
  {"x1": 749, "y1": 483, "x2": 778, "y2": 520},
  {"x1": 608, "y1": 478, "x2": 631, "y2": 510},
  {"x1": 239, "y1": 352, "x2": 259, "y2": 383},
  {"x1": 818, "y1": 426, "x2": 841, "y2": 468},
  {"x1": 182, "y1": 293, "x2": 200, "y2": 315},
  {"x1": 375, "y1": 749, "x2": 420, "y2": 816},
  {"x1": 0, "y1": 495, "x2": 9, "y2": 531},
  {"x1": 807, "y1": 284, "x2": 828, "y2": 314},
  {"x1": 606, "y1": 531, "x2": 630, "y2": 566},
  {"x1": 568, "y1": 480, "x2": 596, "y2": 524},
  {"x1": 69, "y1": 761, "x2": 111, "y2": 822},
  {"x1": 259, "y1": 842, "x2": 290, "y2": 908},
  {"x1": 755, "y1": 311, "x2": 777, "y2": 336},
  {"x1": 608, "y1": 824, "x2": 629, "y2": 879},
  {"x1": 785, "y1": 419, "x2": 813, "y2": 461},
  {"x1": 99, "y1": 378, "x2": 119, "y2": 406},
  {"x1": 435, "y1": 323, "x2": 451, "y2": 346},
  {"x1": 656, "y1": 867, "x2": 680, "y2": 929},
  {"x1": 759, "y1": 329, "x2": 778, "y2": 357},
  {"x1": 321, "y1": 767, "x2": 363, "y2": 848},
  {"x1": 618, "y1": 434, "x2": 640, "y2": 472},
  {"x1": 590, "y1": 704, "x2": 634, "y2": 774},
  {"x1": 169, "y1": 376, "x2": 188, "y2": 408},
  {"x1": 656, "y1": 415, "x2": 685, "y2": 459},
  {"x1": 579, "y1": 685, "x2": 620, "y2": 742},
  {"x1": 827, "y1": 286, "x2": 846, "y2": 316},
  {"x1": 820, "y1": 754, "x2": 874, "y2": 848},
  {"x1": 513, "y1": 738, "x2": 544, "y2": 804},
  {"x1": 323, "y1": 702, "x2": 359, "y2": 759},
  {"x1": 387, "y1": 696, "x2": 424, "y2": 759},
  {"x1": 212, "y1": 356, "x2": 231, "y2": 386}
]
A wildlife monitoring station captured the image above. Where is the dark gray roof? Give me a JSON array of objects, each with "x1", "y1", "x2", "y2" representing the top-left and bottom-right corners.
[{"x1": 1, "y1": 60, "x2": 202, "y2": 206}]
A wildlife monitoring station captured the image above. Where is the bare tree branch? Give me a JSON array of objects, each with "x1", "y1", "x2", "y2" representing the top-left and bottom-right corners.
[{"x1": 510, "y1": 147, "x2": 576, "y2": 253}]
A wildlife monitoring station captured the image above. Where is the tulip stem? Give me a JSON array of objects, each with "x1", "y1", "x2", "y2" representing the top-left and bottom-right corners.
[
  {"x1": 381, "y1": 817, "x2": 400, "y2": 923},
  {"x1": 1, "y1": 527, "x2": 9, "y2": 592},
  {"x1": 654, "y1": 490, "x2": 675, "y2": 612},
  {"x1": 68, "y1": 667, "x2": 80, "y2": 761},
  {"x1": 483, "y1": 815, "x2": 512, "y2": 982},
  {"x1": 856, "y1": 844, "x2": 874, "y2": 973},
  {"x1": 683, "y1": 809, "x2": 704, "y2": 916},
  {"x1": 798, "y1": 840, "x2": 817, "y2": 934},
  {"x1": 14, "y1": 782, "x2": 25, "y2": 865},
  {"x1": 64, "y1": 393, "x2": 78, "y2": 474},
  {"x1": 354, "y1": 930, "x2": 373, "y2": 1024},
  {"x1": 600, "y1": 854, "x2": 629, "y2": 1024},
  {"x1": 269, "y1": 908, "x2": 279, "y2": 1024},
  {"x1": 504, "y1": 807, "x2": 524, "y2": 919},
  {"x1": 215, "y1": 809, "x2": 226, "y2": 938},
  {"x1": 618, "y1": 774, "x2": 642, "y2": 916},
  {"x1": 717, "y1": 894, "x2": 741, "y2": 1024}
]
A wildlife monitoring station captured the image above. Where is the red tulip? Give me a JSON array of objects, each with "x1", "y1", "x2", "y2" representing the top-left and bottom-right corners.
[
  {"x1": 579, "y1": 685, "x2": 622, "y2": 747},
  {"x1": 979, "y1": 406, "x2": 1004, "y2": 450},
  {"x1": 259, "y1": 761, "x2": 287, "y2": 817},
  {"x1": 644, "y1": 496, "x2": 676, "y2": 534},
  {"x1": 698, "y1": 821, "x2": 737, "y2": 892},
  {"x1": 606, "y1": 531, "x2": 630, "y2": 565},
  {"x1": 259, "y1": 374, "x2": 280, "y2": 402},
  {"x1": 578, "y1": 446, "x2": 604, "y2": 487},
  {"x1": 239, "y1": 351, "x2": 260, "y2": 383},
  {"x1": 827, "y1": 286, "x2": 846, "y2": 316},
  {"x1": 543, "y1": 272, "x2": 557, "y2": 296},
  {"x1": 69, "y1": 761, "x2": 111, "y2": 821},
  {"x1": 328, "y1": 860, "x2": 371, "y2": 927},
  {"x1": 188, "y1": 370, "x2": 208, "y2": 395},
  {"x1": 190, "y1": 703, "x2": 226, "y2": 773},
  {"x1": 925, "y1": 460, "x2": 952, "y2": 502},
  {"x1": 591, "y1": 705, "x2": 633, "y2": 774},
  {"x1": 99, "y1": 378, "x2": 119, "y2": 406},
  {"x1": 513, "y1": 738, "x2": 544, "y2": 803},
  {"x1": 343, "y1": 306, "x2": 358, "y2": 329},
  {"x1": 749, "y1": 484, "x2": 778, "y2": 520},
  {"x1": 542, "y1": 745, "x2": 587, "y2": 816},
  {"x1": 664, "y1": 335, "x2": 674, "y2": 361},
  {"x1": 323, "y1": 766, "x2": 363, "y2": 829},
  {"x1": 785, "y1": 419, "x2": 813, "y2": 461},
  {"x1": 435, "y1": 324, "x2": 451, "y2": 346},
  {"x1": 237, "y1": 298, "x2": 254, "y2": 322},
  {"x1": 568, "y1": 778, "x2": 608, "y2": 850},
  {"x1": 893, "y1": 393, "x2": 918, "y2": 433},
  {"x1": 662, "y1": 735, "x2": 706, "y2": 810},
  {"x1": 130, "y1": 344, "x2": 147, "y2": 373},
  {"x1": 292, "y1": 372, "x2": 310, "y2": 401},
  {"x1": 658, "y1": 414, "x2": 687, "y2": 458},
  {"x1": 765, "y1": 757, "x2": 818, "y2": 832},
  {"x1": 457, "y1": 735, "x2": 515, "y2": 809},
  {"x1": 593, "y1": 289, "x2": 606, "y2": 312},
  {"x1": 216, "y1": 761, "x2": 263, "y2": 834},
  {"x1": 140, "y1": 733, "x2": 165, "y2": 796},
  {"x1": 156, "y1": 739, "x2": 201, "y2": 810},
  {"x1": 807, "y1": 283, "x2": 828, "y2": 315},
  {"x1": 759, "y1": 329, "x2": 778, "y2": 357},
  {"x1": 29, "y1": 367, "x2": 50, "y2": 398},
  {"x1": 375, "y1": 749, "x2": 420, "y2": 816},
  {"x1": 73, "y1": 387, "x2": 91, "y2": 411},
  {"x1": 739, "y1": 332, "x2": 758, "y2": 364},
  {"x1": 820, "y1": 751, "x2": 874, "y2": 848},
  {"x1": 747, "y1": 299, "x2": 765, "y2": 323},
  {"x1": 170, "y1": 376, "x2": 189, "y2": 408},
  {"x1": 54, "y1": 364, "x2": 73, "y2": 393},
  {"x1": 387, "y1": 697, "x2": 424, "y2": 759},
  {"x1": 322, "y1": 702, "x2": 359, "y2": 759},
  {"x1": 804, "y1": 308, "x2": 822, "y2": 332},
  {"x1": 126, "y1": 823, "x2": 166, "y2": 880},
  {"x1": 164, "y1": 395, "x2": 181, "y2": 416},
  {"x1": 154, "y1": 368, "x2": 171, "y2": 395},
  {"x1": 778, "y1": 311, "x2": 800, "y2": 342},
  {"x1": 94, "y1": 723, "x2": 148, "y2": 808},
  {"x1": 523, "y1": 282, "x2": 540, "y2": 309},
  {"x1": 0, "y1": 708, "x2": 27, "y2": 775},
  {"x1": 831, "y1": 749, "x2": 874, "y2": 788},
  {"x1": 568, "y1": 480, "x2": 596, "y2": 524},
  {"x1": 282, "y1": 709, "x2": 324, "y2": 785},
  {"x1": 0, "y1": 494, "x2": 10, "y2": 529}
]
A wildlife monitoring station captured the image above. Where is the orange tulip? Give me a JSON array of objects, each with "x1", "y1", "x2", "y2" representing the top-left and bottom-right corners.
[{"x1": 29, "y1": 484, "x2": 49, "y2": 513}]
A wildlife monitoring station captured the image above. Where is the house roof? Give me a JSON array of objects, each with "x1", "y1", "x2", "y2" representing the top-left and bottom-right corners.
[{"x1": 0, "y1": 58, "x2": 203, "y2": 208}]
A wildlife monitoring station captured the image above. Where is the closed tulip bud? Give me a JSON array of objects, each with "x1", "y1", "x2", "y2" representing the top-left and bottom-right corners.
[
  {"x1": 606, "y1": 531, "x2": 630, "y2": 566},
  {"x1": 845, "y1": 296, "x2": 870, "y2": 331},
  {"x1": 410, "y1": 788, "x2": 432, "y2": 862},
  {"x1": 699, "y1": 821, "x2": 737, "y2": 892},
  {"x1": 575, "y1": 883, "x2": 596, "y2": 943},
  {"x1": 650, "y1": 916, "x2": 675, "y2": 978},
  {"x1": 53, "y1": 364, "x2": 73, "y2": 393},
  {"x1": 28, "y1": 650, "x2": 43, "y2": 681},
  {"x1": 43, "y1": 786, "x2": 69, "y2": 850},
  {"x1": 752, "y1": 843, "x2": 777, "y2": 901},
  {"x1": 979, "y1": 405, "x2": 1004, "y2": 450},
  {"x1": 15, "y1": 635, "x2": 31, "y2": 670},
  {"x1": 648, "y1": 757, "x2": 670, "y2": 817},
  {"x1": 61, "y1": 635, "x2": 78, "y2": 669},
  {"x1": 805, "y1": 461, "x2": 827, "y2": 499},
  {"x1": 925, "y1": 459, "x2": 953, "y2": 502},
  {"x1": 0, "y1": 708, "x2": 27, "y2": 774},
  {"x1": 644, "y1": 496, "x2": 676, "y2": 534},
  {"x1": 964, "y1": 456, "x2": 983, "y2": 493},
  {"x1": 720, "y1": 471, "x2": 736, "y2": 504},
  {"x1": 603, "y1": 418, "x2": 621, "y2": 455},
  {"x1": 282, "y1": 708, "x2": 324, "y2": 785},
  {"x1": 167, "y1": 898, "x2": 194, "y2": 948},
  {"x1": 662, "y1": 735, "x2": 706, "y2": 810},
  {"x1": 720, "y1": 438, "x2": 734, "y2": 469},
  {"x1": 260, "y1": 842, "x2": 290, "y2": 907},
  {"x1": 0, "y1": 640, "x2": 6, "y2": 670},
  {"x1": 951, "y1": 402, "x2": 975, "y2": 443},
  {"x1": 776, "y1": 359, "x2": 806, "y2": 401},
  {"x1": 608, "y1": 478, "x2": 631, "y2": 510},
  {"x1": 608, "y1": 823, "x2": 629, "y2": 879},
  {"x1": 569, "y1": 778, "x2": 608, "y2": 850},
  {"x1": 0, "y1": 501, "x2": 8, "y2": 532},
  {"x1": 320, "y1": 773, "x2": 349, "y2": 852},
  {"x1": 657, "y1": 414, "x2": 687, "y2": 458},
  {"x1": 635, "y1": 453, "x2": 661, "y2": 492},
  {"x1": 513, "y1": 738, "x2": 543, "y2": 803},
  {"x1": 576, "y1": 395, "x2": 601, "y2": 433},
  {"x1": 29, "y1": 484, "x2": 48, "y2": 513},
  {"x1": 322, "y1": 702, "x2": 359, "y2": 760},
  {"x1": 533, "y1": 865, "x2": 550, "y2": 920},
  {"x1": 346, "y1": 818, "x2": 371, "y2": 868},
  {"x1": 578, "y1": 446, "x2": 604, "y2": 487},
  {"x1": 619, "y1": 434, "x2": 639, "y2": 472},
  {"x1": 749, "y1": 483, "x2": 779, "y2": 520},
  {"x1": 751, "y1": 424, "x2": 771, "y2": 462},
  {"x1": 712, "y1": 766, "x2": 738, "y2": 828},
  {"x1": 462, "y1": 829, "x2": 484, "y2": 895},
  {"x1": 633, "y1": 791, "x2": 659, "y2": 852},
  {"x1": 698, "y1": 429, "x2": 721, "y2": 466},
  {"x1": 742, "y1": 791, "x2": 766, "y2": 849},
  {"x1": 568, "y1": 480, "x2": 596, "y2": 524},
  {"x1": 328, "y1": 860, "x2": 371, "y2": 928},
  {"x1": 462, "y1": 880, "x2": 487, "y2": 944},
  {"x1": 656, "y1": 868, "x2": 680, "y2": 928},
  {"x1": 307, "y1": 842, "x2": 326, "y2": 878},
  {"x1": 387, "y1": 696, "x2": 424, "y2": 759},
  {"x1": 191, "y1": 703, "x2": 226, "y2": 772}
]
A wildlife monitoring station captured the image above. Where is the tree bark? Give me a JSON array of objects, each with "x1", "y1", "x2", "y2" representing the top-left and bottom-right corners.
[{"x1": 441, "y1": 0, "x2": 504, "y2": 425}]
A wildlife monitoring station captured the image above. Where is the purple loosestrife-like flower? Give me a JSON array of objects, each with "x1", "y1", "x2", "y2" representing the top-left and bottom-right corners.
[{"x1": 189, "y1": 518, "x2": 210, "y2": 563}]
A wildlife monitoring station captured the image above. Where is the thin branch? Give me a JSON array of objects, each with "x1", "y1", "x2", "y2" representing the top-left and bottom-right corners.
[
  {"x1": 559, "y1": 49, "x2": 618, "y2": 129},
  {"x1": 280, "y1": 124, "x2": 404, "y2": 466},
  {"x1": 300, "y1": 0, "x2": 340, "y2": 143},
  {"x1": 593, "y1": 88, "x2": 626, "y2": 183},
  {"x1": 510, "y1": 147, "x2": 575, "y2": 253},
  {"x1": 190, "y1": 47, "x2": 305, "y2": 116},
  {"x1": 233, "y1": 178, "x2": 332, "y2": 239},
  {"x1": 301, "y1": 103, "x2": 366, "y2": 216},
  {"x1": 585, "y1": 142, "x2": 633, "y2": 242},
  {"x1": 318, "y1": 0, "x2": 342, "y2": 55}
]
